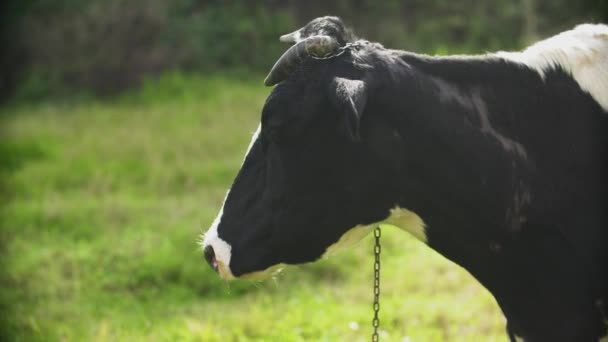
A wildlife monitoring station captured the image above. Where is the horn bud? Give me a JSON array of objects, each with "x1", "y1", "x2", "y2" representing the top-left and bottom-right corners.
[{"x1": 264, "y1": 35, "x2": 339, "y2": 86}]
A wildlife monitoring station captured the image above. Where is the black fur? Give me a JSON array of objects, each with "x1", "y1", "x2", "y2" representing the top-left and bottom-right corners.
[{"x1": 214, "y1": 32, "x2": 608, "y2": 341}]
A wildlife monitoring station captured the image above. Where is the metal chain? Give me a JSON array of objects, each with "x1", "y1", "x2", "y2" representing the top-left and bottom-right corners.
[
  {"x1": 371, "y1": 226, "x2": 381, "y2": 342},
  {"x1": 311, "y1": 42, "x2": 363, "y2": 60}
]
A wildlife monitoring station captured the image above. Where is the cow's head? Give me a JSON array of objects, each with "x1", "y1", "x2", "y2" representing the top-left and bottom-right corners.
[{"x1": 202, "y1": 17, "x2": 420, "y2": 280}]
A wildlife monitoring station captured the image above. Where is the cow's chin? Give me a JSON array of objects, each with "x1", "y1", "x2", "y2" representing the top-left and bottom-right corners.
[
  {"x1": 215, "y1": 259, "x2": 236, "y2": 280},
  {"x1": 237, "y1": 263, "x2": 287, "y2": 281}
]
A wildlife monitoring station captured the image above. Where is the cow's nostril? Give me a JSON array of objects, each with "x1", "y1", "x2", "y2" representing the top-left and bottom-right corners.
[{"x1": 203, "y1": 245, "x2": 218, "y2": 273}]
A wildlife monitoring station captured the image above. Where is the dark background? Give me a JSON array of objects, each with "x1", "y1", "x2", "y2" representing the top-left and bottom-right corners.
[{"x1": 1, "y1": 0, "x2": 606, "y2": 102}]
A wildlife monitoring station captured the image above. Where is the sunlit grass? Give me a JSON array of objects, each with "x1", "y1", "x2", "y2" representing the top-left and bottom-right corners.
[{"x1": 0, "y1": 73, "x2": 507, "y2": 341}]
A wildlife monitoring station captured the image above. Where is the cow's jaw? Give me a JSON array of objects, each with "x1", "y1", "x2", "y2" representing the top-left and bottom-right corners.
[
  {"x1": 323, "y1": 224, "x2": 375, "y2": 258},
  {"x1": 239, "y1": 263, "x2": 286, "y2": 280},
  {"x1": 322, "y1": 206, "x2": 427, "y2": 258}
]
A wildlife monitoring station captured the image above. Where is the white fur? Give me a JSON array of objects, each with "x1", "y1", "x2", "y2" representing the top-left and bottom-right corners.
[
  {"x1": 496, "y1": 24, "x2": 608, "y2": 111},
  {"x1": 201, "y1": 202, "x2": 234, "y2": 280},
  {"x1": 201, "y1": 126, "x2": 261, "y2": 280}
]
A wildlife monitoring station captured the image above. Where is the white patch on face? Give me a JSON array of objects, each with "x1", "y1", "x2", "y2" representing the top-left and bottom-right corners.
[
  {"x1": 201, "y1": 126, "x2": 261, "y2": 280},
  {"x1": 322, "y1": 206, "x2": 427, "y2": 258},
  {"x1": 495, "y1": 23, "x2": 608, "y2": 111},
  {"x1": 201, "y1": 201, "x2": 235, "y2": 280}
]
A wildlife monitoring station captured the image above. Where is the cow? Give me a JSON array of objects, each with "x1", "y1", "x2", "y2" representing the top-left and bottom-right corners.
[{"x1": 202, "y1": 16, "x2": 608, "y2": 341}]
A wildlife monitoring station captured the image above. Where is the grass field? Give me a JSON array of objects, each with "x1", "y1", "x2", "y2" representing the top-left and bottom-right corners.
[{"x1": 1, "y1": 73, "x2": 507, "y2": 341}]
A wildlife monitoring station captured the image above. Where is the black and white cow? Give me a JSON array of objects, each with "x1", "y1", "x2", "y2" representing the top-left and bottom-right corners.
[{"x1": 202, "y1": 17, "x2": 608, "y2": 341}]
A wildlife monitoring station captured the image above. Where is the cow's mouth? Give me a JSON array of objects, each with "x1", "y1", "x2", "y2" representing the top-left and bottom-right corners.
[
  {"x1": 203, "y1": 244, "x2": 235, "y2": 280},
  {"x1": 216, "y1": 261, "x2": 235, "y2": 280}
]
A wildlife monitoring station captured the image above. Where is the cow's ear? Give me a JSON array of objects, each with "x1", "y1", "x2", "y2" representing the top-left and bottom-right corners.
[{"x1": 327, "y1": 77, "x2": 368, "y2": 141}]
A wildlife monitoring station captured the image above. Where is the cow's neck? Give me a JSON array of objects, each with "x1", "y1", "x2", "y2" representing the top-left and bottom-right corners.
[{"x1": 371, "y1": 53, "x2": 534, "y2": 270}]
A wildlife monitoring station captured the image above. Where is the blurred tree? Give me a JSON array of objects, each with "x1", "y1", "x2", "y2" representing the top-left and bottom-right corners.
[
  {"x1": 0, "y1": 1, "x2": 30, "y2": 102},
  {"x1": 0, "y1": 0, "x2": 604, "y2": 101},
  {"x1": 522, "y1": 0, "x2": 540, "y2": 44}
]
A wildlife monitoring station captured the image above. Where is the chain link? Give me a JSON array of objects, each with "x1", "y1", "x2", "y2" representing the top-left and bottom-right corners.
[
  {"x1": 310, "y1": 42, "x2": 363, "y2": 60},
  {"x1": 371, "y1": 226, "x2": 381, "y2": 342}
]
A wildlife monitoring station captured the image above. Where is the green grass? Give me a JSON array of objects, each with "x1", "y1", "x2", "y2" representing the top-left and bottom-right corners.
[{"x1": 1, "y1": 73, "x2": 507, "y2": 341}]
